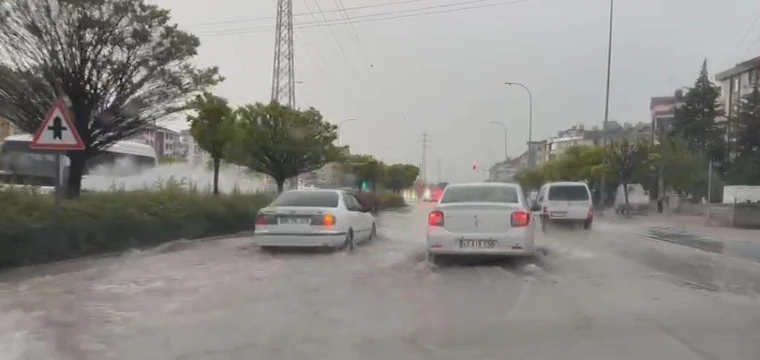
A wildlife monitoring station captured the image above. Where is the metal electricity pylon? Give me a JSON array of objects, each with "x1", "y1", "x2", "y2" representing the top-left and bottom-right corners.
[{"x1": 270, "y1": 0, "x2": 295, "y2": 108}]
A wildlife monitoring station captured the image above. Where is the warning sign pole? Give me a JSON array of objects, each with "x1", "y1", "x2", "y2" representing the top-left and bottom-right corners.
[{"x1": 30, "y1": 98, "x2": 85, "y2": 211}]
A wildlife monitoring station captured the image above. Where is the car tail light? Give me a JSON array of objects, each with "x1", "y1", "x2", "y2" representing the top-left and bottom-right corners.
[
  {"x1": 428, "y1": 211, "x2": 444, "y2": 227},
  {"x1": 511, "y1": 211, "x2": 530, "y2": 227},
  {"x1": 311, "y1": 214, "x2": 337, "y2": 226},
  {"x1": 542, "y1": 206, "x2": 548, "y2": 216},
  {"x1": 587, "y1": 207, "x2": 594, "y2": 220},
  {"x1": 256, "y1": 214, "x2": 275, "y2": 225}
]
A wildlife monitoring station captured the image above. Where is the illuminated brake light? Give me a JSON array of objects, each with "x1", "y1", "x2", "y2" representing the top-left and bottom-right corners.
[
  {"x1": 588, "y1": 207, "x2": 594, "y2": 220},
  {"x1": 311, "y1": 214, "x2": 337, "y2": 226},
  {"x1": 256, "y1": 214, "x2": 272, "y2": 225},
  {"x1": 428, "y1": 211, "x2": 444, "y2": 226},
  {"x1": 511, "y1": 211, "x2": 530, "y2": 227}
]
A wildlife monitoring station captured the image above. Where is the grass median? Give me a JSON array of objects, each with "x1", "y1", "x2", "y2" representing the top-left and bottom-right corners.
[
  {"x1": 0, "y1": 179, "x2": 274, "y2": 269},
  {"x1": 0, "y1": 181, "x2": 407, "y2": 269}
]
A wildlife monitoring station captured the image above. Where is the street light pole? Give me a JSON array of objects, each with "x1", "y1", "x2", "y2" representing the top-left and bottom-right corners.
[
  {"x1": 337, "y1": 118, "x2": 357, "y2": 146},
  {"x1": 489, "y1": 121, "x2": 508, "y2": 161},
  {"x1": 504, "y1": 82, "x2": 534, "y2": 166},
  {"x1": 599, "y1": 0, "x2": 615, "y2": 213}
]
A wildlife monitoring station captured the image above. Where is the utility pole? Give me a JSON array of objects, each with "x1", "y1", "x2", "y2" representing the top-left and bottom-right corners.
[
  {"x1": 599, "y1": 0, "x2": 615, "y2": 212},
  {"x1": 271, "y1": 0, "x2": 295, "y2": 108},
  {"x1": 421, "y1": 132, "x2": 429, "y2": 185},
  {"x1": 437, "y1": 157, "x2": 442, "y2": 184},
  {"x1": 271, "y1": 0, "x2": 296, "y2": 188}
]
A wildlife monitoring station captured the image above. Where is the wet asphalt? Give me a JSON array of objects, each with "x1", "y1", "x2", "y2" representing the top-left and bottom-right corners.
[{"x1": 1, "y1": 205, "x2": 760, "y2": 360}]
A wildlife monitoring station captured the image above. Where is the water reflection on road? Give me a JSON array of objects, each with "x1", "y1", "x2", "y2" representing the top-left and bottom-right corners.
[{"x1": 1, "y1": 205, "x2": 760, "y2": 359}]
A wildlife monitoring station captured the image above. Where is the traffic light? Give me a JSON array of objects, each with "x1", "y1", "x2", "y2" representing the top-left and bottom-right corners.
[{"x1": 361, "y1": 181, "x2": 369, "y2": 191}]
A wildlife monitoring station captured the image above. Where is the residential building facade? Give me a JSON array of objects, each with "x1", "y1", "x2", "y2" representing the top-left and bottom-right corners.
[
  {"x1": 716, "y1": 56, "x2": 760, "y2": 120},
  {"x1": 131, "y1": 125, "x2": 184, "y2": 159},
  {"x1": 650, "y1": 92, "x2": 682, "y2": 144}
]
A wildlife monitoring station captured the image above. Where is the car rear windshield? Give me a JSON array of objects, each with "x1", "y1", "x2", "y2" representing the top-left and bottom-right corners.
[
  {"x1": 271, "y1": 191, "x2": 339, "y2": 207},
  {"x1": 548, "y1": 185, "x2": 589, "y2": 201},
  {"x1": 440, "y1": 186, "x2": 519, "y2": 204}
]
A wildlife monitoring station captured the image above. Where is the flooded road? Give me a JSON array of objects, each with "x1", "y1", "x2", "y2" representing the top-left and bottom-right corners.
[{"x1": 2, "y1": 206, "x2": 760, "y2": 360}]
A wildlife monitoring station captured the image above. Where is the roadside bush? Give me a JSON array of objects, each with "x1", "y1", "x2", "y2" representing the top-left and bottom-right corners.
[{"x1": 0, "y1": 180, "x2": 273, "y2": 269}]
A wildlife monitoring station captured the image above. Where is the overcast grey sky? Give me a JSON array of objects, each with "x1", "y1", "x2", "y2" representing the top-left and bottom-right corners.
[{"x1": 155, "y1": 0, "x2": 759, "y2": 183}]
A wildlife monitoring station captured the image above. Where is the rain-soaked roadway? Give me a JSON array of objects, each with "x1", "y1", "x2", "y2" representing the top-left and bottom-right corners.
[{"x1": 2, "y1": 204, "x2": 760, "y2": 360}]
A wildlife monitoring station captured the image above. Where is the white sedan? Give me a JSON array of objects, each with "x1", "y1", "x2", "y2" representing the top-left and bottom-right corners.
[
  {"x1": 254, "y1": 189, "x2": 376, "y2": 250},
  {"x1": 426, "y1": 182, "x2": 535, "y2": 265}
]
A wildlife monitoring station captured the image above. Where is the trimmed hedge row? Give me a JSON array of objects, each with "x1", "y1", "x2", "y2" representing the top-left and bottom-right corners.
[
  {"x1": 0, "y1": 182, "x2": 273, "y2": 269},
  {"x1": 0, "y1": 184, "x2": 407, "y2": 269}
]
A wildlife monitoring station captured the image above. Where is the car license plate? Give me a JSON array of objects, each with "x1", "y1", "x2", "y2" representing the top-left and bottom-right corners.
[
  {"x1": 459, "y1": 239, "x2": 497, "y2": 248},
  {"x1": 279, "y1": 217, "x2": 311, "y2": 225},
  {"x1": 550, "y1": 211, "x2": 567, "y2": 217}
]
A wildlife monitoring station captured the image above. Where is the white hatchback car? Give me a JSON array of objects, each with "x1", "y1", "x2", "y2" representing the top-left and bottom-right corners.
[
  {"x1": 532, "y1": 181, "x2": 594, "y2": 230},
  {"x1": 254, "y1": 189, "x2": 376, "y2": 250},
  {"x1": 426, "y1": 182, "x2": 535, "y2": 264}
]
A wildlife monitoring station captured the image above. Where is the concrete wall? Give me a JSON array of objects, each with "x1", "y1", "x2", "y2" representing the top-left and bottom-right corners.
[
  {"x1": 675, "y1": 201, "x2": 760, "y2": 229},
  {"x1": 733, "y1": 203, "x2": 760, "y2": 229}
]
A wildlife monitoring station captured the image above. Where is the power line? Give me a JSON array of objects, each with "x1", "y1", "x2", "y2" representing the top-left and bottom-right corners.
[
  {"x1": 736, "y1": 7, "x2": 760, "y2": 51},
  {"x1": 332, "y1": 0, "x2": 376, "y2": 80},
  {"x1": 306, "y1": 0, "x2": 357, "y2": 75},
  {"x1": 197, "y1": 0, "x2": 533, "y2": 37},
  {"x1": 189, "y1": 0, "x2": 433, "y2": 27}
]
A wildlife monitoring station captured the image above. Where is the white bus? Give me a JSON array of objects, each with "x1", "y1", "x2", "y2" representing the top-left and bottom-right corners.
[{"x1": 0, "y1": 134, "x2": 157, "y2": 187}]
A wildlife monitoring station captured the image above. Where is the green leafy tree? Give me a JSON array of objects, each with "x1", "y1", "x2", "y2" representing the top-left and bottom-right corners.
[
  {"x1": 187, "y1": 93, "x2": 235, "y2": 195},
  {"x1": 233, "y1": 102, "x2": 344, "y2": 193},
  {"x1": 726, "y1": 83, "x2": 760, "y2": 185},
  {"x1": 604, "y1": 140, "x2": 651, "y2": 206},
  {"x1": 384, "y1": 164, "x2": 420, "y2": 193},
  {"x1": 542, "y1": 146, "x2": 609, "y2": 186},
  {"x1": 670, "y1": 60, "x2": 725, "y2": 166},
  {"x1": 514, "y1": 167, "x2": 545, "y2": 190},
  {"x1": 345, "y1": 154, "x2": 386, "y2": 192},
  {"x1": 651, "y1": 138, "x2": 709, "y2": 197},
  {"x1": 732, "y1": 83, "x2": 760, "y2": 156},
  {"x1": 0, "y1": 0, "x2": 222, "y2": 198}
]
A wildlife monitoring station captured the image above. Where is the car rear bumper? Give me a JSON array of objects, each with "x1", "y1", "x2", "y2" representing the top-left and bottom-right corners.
[
  {"x1": 254, "y1": 230, "x2": 347, "y2": 248},
  {"x1": 426, "y1": 228, "x2": 535, "y2": 256}
]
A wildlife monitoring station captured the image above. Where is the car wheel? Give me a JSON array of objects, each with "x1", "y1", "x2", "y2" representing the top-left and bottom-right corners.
[
  {"x1": 427, "y1": 252, "x2": 443, "y2": 266},
  {"x1": 541, "y1": 217, "x2": 549, "y2": 233},
  {"x1": 583, "y1": 220, "x2": 592, "y2": 230},
  {"x1": 343, "y1": 230, "x2": 355, "y2": 251},
  {"x1": 369, "y1": 223, "x2": 377, "y2": 240}
]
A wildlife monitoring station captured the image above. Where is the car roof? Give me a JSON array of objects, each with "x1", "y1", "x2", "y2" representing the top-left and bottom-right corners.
[
  {"x1": 282, "y1": 189, "x2": 343, "y2": 195},
  {"x1": 447, "y1": 182, "x2": 520, "y2": 188},
  {"x1": 544, "y1": 181, "x2": 589, "y2": 187}
]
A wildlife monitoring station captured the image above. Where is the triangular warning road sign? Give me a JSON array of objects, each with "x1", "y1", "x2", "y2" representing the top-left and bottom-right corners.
[{"x1": 30, "y1": 98, "x2": 85, "y2": 151}]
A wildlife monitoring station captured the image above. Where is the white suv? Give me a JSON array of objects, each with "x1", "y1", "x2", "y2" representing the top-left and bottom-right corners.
[{"x1": 531, "y1": 181, "x2": 594, "y2": 230}]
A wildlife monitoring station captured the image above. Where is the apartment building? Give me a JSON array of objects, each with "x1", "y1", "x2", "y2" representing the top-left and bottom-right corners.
[
  {"x1": 716, "y1": 56, "x2": 760, "y2": 120},
  {"x1": 179, "y1": 129, "x2": 210, "y2": 165},
  {"x1": 131, "y1": 125, "x2": 184, "y2": 159},
  {"x1": 650, "y1": 92, "x2": 682, "y2": 144}
]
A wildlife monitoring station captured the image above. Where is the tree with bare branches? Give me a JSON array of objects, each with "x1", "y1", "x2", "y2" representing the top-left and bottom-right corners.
[{"x1": 0, "y1": 0, "x2": 222, "y2": 197}]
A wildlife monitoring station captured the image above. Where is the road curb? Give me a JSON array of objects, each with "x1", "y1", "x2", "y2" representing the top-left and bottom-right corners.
[{"x1": 195, "y1": 231, "x2": 255, "y2": 242}]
